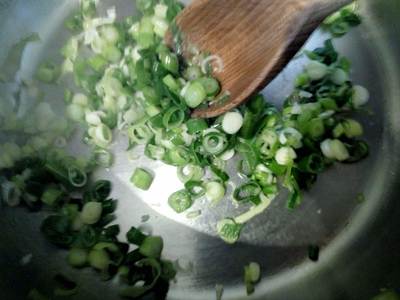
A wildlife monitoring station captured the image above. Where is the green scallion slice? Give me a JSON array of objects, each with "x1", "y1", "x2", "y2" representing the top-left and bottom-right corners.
[
  {"x1": 131, "y1": 168, "x2": 154, "y2": 191},
  {"x1": 168, "y1": 189, "x2": 193, "y2": 213}
]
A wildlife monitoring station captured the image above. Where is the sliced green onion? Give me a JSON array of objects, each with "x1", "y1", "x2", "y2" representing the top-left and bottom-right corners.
[
  {"x1": 275, "y1": 147, "x2": 297, "y2": 166},
  {"x1": 234, "y1": 182, "x2": 261, "y2": 205},
  {"x1": 177, "y1": 164, "x2": 204, "y2": 183},
  {"x1": 85, "y1": 111, "x2": 105, "y2": 126},
  {"x1": 279, "y1": 127, "x2": 303, "y2": 148},
  {"x1": 91, "y1": 180, "x2": 112, "y2": 201},
  {"x1": 320, "y1": 139, "x2": 350, "y2": 161},
  {"x1": 305, "y1": 60, "x2": 328, "y2": 81},
  {"x1": 239, "y1": 110, "x2": 256, "y2": 139},
  {"x1": 165, "y1": 146, "x2": 191, "y2": 166},
  {"x1": 119, "y1": 258, "x2": 161, "y2": 298},
  {"x1": 184, "y1": 181, "x2": 205, "y2": 198},
  {"x1": 72, "y1": 213, "x2": 84, "y2": 231},
  {"x1": 211, "y1": 156, "x2": 226, "y2": 170},
  {"x1": 210, "y1": 165, "x2": 230, "y2": 182},
  {"x1": 101, "y1": 25, "x2": 120, "y2": 44},
  {"x1": 67, "y1": 166, "x2": 87, "y2": 187},
  {"x1": 233, "y1": 194, "x2": 272, "y2": 224},
  {"x1": 247, "y1": 262, "x2": 261, "y2": 282},
  {"x1": 137, "y1": 17, "x2": 155, "y2": 48},
  {"x1": 72, "y1": 93, "x2": 89, "y2": 106},
  {"x1": 102, "y1": 44, "x2": 122, "y2": 63},
  {"x1": 41, "y1": 187, "x2": 63, "y2": 206},
  {"x1": 142, "y1": 86, "x2": 160, "y2": 105},
  {"x1": 256, "y1": 129, "x2": 278, "y2": 158},
  {"x1": 66, "y1": 104, "x2": 85, "y2": 122},
  {"x1": 205, "y1": 181, "x2": 225, "y2": 204},
  {"x1": 184, "y1": 66, "x2": 202, "y2": 81},
  {"x1": 36, "y1": 62, "x2": 60, "y2": 83},
  {"x1": 295, "y1": 73, "x2": 310, "y2": 87},
  {"x1": 131, "y1": 168, "x2": 154, "y2": 191},
  {"x1": 163, "y1": 74, "x2": 180, "y2": 93},
  {"x1": 186, "y1": 210, "x2": 202, "y2": 219},
  {"x1": 155, "y1": 3, "x2": 168, "y2": 18},
  {"x1": 88, "y1": 54, "x2": 108, "y2": 72},
  {"x1": 128, "y1": 124, "x2": 153, "y2": 144},
  {"x1": 88, "y1": 249, "x2": 110, "y2": 270},
  {"x1": 139, "y1": 236, "x2": 163, "y2": 258},
  {"x1": 168, "y1": 189, "x2": 193, "y2": 213},
  {"x1": 159, "y1": 51, "x2": 179, "y2": 74},
  {"x1": 184, "y1": 81, "x2": 207, "y2": 108},
  {"x1": 342, "y1": 119, "x2": 363, "y2": 138},
  {"x1": 219, "y1": 149, "x2": 235, "y2": 161},
  {"x1": 94, "y1": 149, "x2": 113, "y2": 167},
  {"x1": 253, "y1": 164, "x2": 276, "y2": 186},
  {"x1": 287, "y1": 188, "x2": 302, "y2": 210},
  {"x1": 297, "y1": 153, "x2": 324, "y2": 173},
  {"x1": 163, "y1": 107, "x2": 185, "y2": 129},
  {"x1": 331, "y1": 68, "x2": 348, "y2": 85},
  {"x1": 307, "y1": 118, "x2": 325, "y2": 139},
  {"x1": 186, "y1": 118, "x2": 208, "y2": 134},
  {"x1": 145, "y1": 143, "x2": 166, "y2": 160},
  {"x1": 202, "y1": 130, "x2": 228, "y2": 155},
  {"x1": 222, "y1": 111, "x2": 244, "y2": 135},
  {"x1": 81, "y1": 202, "x2": 103, "y2": 225},
  {"x1": 126, "y1": 226, "x2": 147, "y2": 245},
  {"x1": 333, "y1": 123, "x2": 345, "y2": 138},
  {"x1": 67, "y1": 248, "x2": 88, "y2": 268},
  {"x1": 92, "y1": 124, "x2": 113, "y2": 148},
  {"x1": 198, "y1": 77, "x2": 220, "y2": 96},
  {"x1": 153, "y1": 16, "x2": 169, "y2": 37},
  {"x1": 343, "y1": 140, "x2": 369, "y2": 163},
  {"x1": 217, "y1": 218, "x2": 243, "y2": 244},
  {"x1": 244, "y1": 262, "x2": 261, "y2": 295},
  {"x1": 319, "y1": 98, "x2": 338, "y2": 111},
  {"x1": 352, "y1": 85, "x2": 369, "y2": 108},
  {"x1": 201, "y1": 54, "x2": 224, "y2": 74}
]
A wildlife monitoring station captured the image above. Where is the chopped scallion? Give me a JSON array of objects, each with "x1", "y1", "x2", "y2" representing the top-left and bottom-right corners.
[
  {"x1": 131, "y1": 168, "x2": 154, "y2": 191},
  {"x1": 168, "y1": 189, "x2": 193, "y2": 213}
]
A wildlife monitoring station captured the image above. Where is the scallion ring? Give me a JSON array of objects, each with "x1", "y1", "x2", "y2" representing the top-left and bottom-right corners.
[
  {"x1": 165, "y1": 147, "x2": 191, "y2": 166},
  {"x1": 168, "y1": 189, "x2": 193, "y2": 213},
  {"x1": 233, "y1": 182, "x2": 262, "y2": 205},
  {"x1": 162, "y1": 107, "x2": 185, "y2": 129},
  {"x1": 205, "y1": 181, "x2": 225, "y2": 204},
  {"x1": 184, "y1": 180, "x2": 206, "y2": 199},
  {"x1": 217, "y1": 218, "x2": 243, "y2": 244},
  {"x1": 67, "y1": 166, "x2": 87, "y2": 187},
  {"x1": 128, "y1": 124, "x2": 153, "y2": 144},
  {"x1": 202, "y1": 131, "x2": 228, "y2": 155},
  {"x1": 177, "y1": 164, "x2": 204, "y2": 183}
]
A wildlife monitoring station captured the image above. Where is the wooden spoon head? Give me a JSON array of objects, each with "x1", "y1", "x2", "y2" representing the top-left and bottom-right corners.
[{"x1": 171, "y1": 0, "x2": 344, "y2": 118}]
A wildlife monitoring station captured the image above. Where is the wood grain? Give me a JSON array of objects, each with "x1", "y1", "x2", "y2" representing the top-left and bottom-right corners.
[{"x1": 172, "y1": 0, "x2": 352, "y2": 118}]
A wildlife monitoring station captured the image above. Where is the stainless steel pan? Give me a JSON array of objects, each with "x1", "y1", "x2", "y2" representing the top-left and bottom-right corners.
[{"x1": 0, "y1": 0, "x2": 399, "y2": 299}]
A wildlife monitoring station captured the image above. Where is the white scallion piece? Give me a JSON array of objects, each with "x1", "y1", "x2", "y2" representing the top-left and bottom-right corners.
[
  {"x1": 222, "y1": 112, "x2": 244, "y2": 135},
  {"x1": 320, "y1": 139, "x2": 350, "y2": 161},
  {"x1": 305, "y1": 60, "x2": 328, "y2": 80},
  {"x1": 352, "y1": 85, "x2": 370, "y2": 108},
  {"x1": 275, "y1": 147, "x2": 297, "y2": 166}
]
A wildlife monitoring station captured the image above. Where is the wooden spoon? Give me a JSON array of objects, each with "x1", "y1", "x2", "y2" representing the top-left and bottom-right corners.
[{"x1": 171, "y1": 0, "x2": 351, "y2": 118}]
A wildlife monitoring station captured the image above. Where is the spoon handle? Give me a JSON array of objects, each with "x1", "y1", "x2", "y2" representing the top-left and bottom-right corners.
[
  {"x1": 305, "y1": 0, "x2": 353, "y2": 22},
  {"x1": 287, "y1": 0, "x2": 353, "y2": 52}
]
